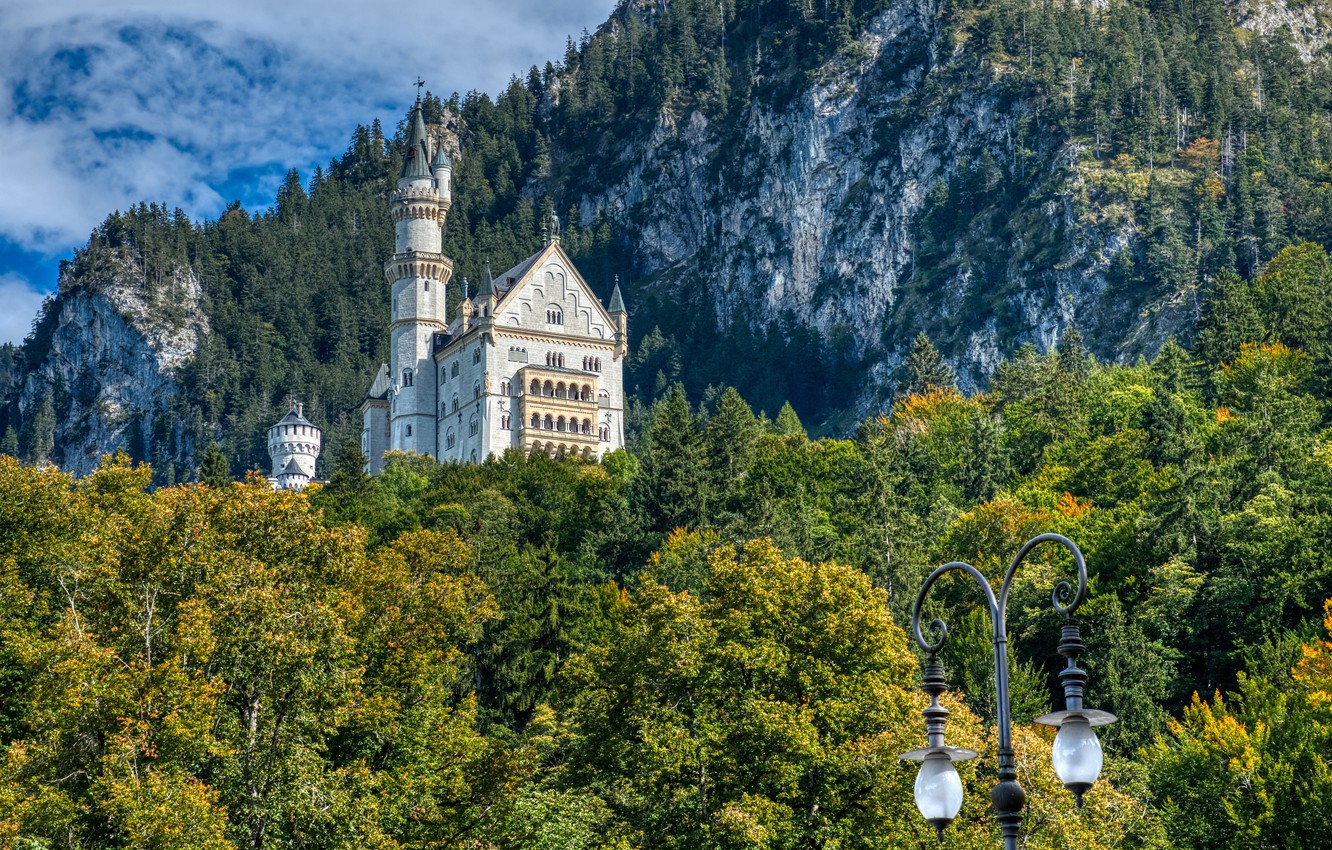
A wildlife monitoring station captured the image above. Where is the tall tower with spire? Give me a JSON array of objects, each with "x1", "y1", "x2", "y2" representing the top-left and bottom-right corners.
[{"x1": 386, "y1": 94, "x2": 452, "y2": 457}]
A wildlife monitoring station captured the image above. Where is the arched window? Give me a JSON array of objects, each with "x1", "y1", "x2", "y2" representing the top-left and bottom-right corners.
[
  {"x1": 544, "y1": 414, "x2": 554, "y2": 430},
  {"x1": 446, "y1": 429, "x2": 456, "y2": 449},
  {"x1": 469, "y1": 416, "x2": 479, "y2": 436},
  {"x1": 402, "y1": 369, "x2": 413, "y2": 387},
  {"x1": 546, "y1": 308, "x2": 563, "y2": 325},
  {"x1": 405, "y1": 424, "x2": 413, "y2": 437},
  {"x1": 582, "y1": 418, "x2": 591, "y2": 434},
  {"x1": 582, "y1": 384, "x2": 592, "y2": 400},
  {"x1": 557, "y1": 416, "x2": 566, "y2": 432},
  {"x1": 473, "y1": 382, "x2": 481, "y2": 400},
  {"x1": 470, "y1": 450, "x2": 477, "y2": 462},
  {"x1": 529, "y1": 378, "x2": 540, "y2": 395},
  {"x1": 530, "y1": 413, "x2": 539, "y2": 428},
  {"x1": 598, "y1": 389, "x2": 609, "y2": 407},
  {"x1": 556, "y1": 383, "x2": 567, "y2": 399},
  {"x1": 595, "y1": 357, "x2": 601, "y2": 372},
  {"x1": 473, "y1": 348, "x2": 481, "y2": 365},
  {"x1": 543, "y1": 380, "x2": 553, "y2": 397},
  {"x1": 451, "y1": 361, "x2": 459, "y2": 377},
  {"x1": 452, "y1": 395, "x2": 459, "y2": 413},
  {"x1": 501, "y1": 414, "x2": 511, "y2": 430},
  {"x1": 559, "y1": 353, "x2": 565, "y2": 367},
  {"x1": 599, "y1": 424, "x2": 609, "y2": 441},
  {"x1": 500, "y1": 380, "x2": 510, "y2": 396}
]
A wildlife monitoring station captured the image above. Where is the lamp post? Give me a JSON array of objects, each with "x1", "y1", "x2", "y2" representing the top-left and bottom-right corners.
[{"x1": 899, "y1": 533, "x2": 1116, "y2": 849}]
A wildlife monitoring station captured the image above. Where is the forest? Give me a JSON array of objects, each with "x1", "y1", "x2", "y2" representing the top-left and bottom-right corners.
[{"x1": 5, "y1": 240, "x2": 1332, "y2": 848}]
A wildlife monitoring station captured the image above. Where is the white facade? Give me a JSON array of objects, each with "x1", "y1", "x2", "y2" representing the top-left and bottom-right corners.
[
  {"x1": 360, "y1": 98, "x2": 626, "y2": 473},
  {"x1": 268, "y1": 402, "x2": 321, "y2": 490}
]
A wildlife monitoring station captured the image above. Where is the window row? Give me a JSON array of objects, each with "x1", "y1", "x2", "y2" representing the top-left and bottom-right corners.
[
  {"x1": 546, "y1": 308, "x2": 563, "y2": 324},
  {"x1": 546, "y1": 352, "x2": 565, "y2": 367},
  {"x1": 529, "y1": 414, "x2": 595, "y2": 435},
  {"x1": 527, "y1": 379, "x2": 596, "y2": 401},
  {"x1": 582, "y1": 356, "x2": 602, "y2": 372}
]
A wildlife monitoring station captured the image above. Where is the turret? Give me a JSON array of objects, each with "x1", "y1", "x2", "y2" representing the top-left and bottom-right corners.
[
  {"x1": 475, "y1": 262, "x2": 497, "y2": 322},
  {"x1": 459, "y1": 277, "x2": 474, "y2": 333},
  {"x1": 267, "y1": 401, "x2": 321, "y2": 490},
  {"x1": 391, "y1": 97, "x2": 443, "y2": 256},
  {"x1": 432, "y1": 143, "x2": 452, "y2": 207},
  {"x1": 609, "y1": 276, "x2": 628, "y2": 358}
]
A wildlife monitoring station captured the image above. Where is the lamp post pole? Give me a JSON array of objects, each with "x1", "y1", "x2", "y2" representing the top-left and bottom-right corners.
[{"x1": 900, "y1": 533, "x2": 1117, "y2": 849}]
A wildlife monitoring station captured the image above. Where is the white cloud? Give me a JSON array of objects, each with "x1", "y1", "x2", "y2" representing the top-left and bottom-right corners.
[
  {"x1": 0, "y1": 273, "x2": 51, "y2": 346},
  {"x1": 0, "y1": 0, "x2": 616, "y2": 254}
]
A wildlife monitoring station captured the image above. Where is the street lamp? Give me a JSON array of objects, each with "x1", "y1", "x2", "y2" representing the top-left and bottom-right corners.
[{"x1": 899, "y1": 533, "x2": 1116, "y2": 848}]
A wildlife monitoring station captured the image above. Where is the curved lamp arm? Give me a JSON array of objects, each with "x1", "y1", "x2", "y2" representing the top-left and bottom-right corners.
[{"x1": 908, "y1": 533, "x2": 1090, "y2": 850}]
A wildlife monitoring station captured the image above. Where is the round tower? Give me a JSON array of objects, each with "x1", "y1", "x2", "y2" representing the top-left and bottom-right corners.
[
  {"x1": 386, "y1": 93, "x2": 453, "y2": 457},
  {"x1": 268, "y1": 401, "x2": 321, "y2": 490}
]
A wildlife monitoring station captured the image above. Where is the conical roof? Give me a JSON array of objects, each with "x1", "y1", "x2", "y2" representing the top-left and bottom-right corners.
[
  {"x1": 432, "y1": 143, "x2": 452, "y2": 169},
  {"x1": 608, "y1": 279, "x2": 626, "y2": 313},
  {"x1": 399, "y1": 100, "x2": 432, "y2": 180},
  {"x1": 475, "y1": 262, "x2": 496, "y2": 300}
]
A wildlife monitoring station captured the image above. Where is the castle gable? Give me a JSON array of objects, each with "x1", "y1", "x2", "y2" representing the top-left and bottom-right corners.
[{"x1": 494, "y1": 244, "x2": 615, "y2": 341}]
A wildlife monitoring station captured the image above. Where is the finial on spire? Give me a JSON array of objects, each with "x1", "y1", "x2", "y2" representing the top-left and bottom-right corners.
[
  {"x1": 609, "y1": 275, "x2": 626, "y2": 314},
  {"x1": 415, "y1": 77, "x2": 426, "y2": 102}
]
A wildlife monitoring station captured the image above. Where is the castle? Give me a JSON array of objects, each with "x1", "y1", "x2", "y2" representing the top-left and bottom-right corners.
[{"x1": 359, "y1": 96, "x2": 627, "y2": 474}]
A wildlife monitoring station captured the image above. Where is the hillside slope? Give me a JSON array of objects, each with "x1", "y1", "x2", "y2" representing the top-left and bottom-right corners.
[{"x1": 4, "y1": 0, "x2": 1332, "y2": 477}]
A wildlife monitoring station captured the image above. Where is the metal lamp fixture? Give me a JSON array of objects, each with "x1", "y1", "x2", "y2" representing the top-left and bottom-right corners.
[{"x1": 899, "y1": 533, "x2": 1116, "y2": 849}]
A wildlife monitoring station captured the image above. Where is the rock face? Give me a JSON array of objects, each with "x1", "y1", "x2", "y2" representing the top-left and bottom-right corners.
[
  {"x1": 571, "y1": 0, "x2": 1326, "y2": 404},
  {"x1": 15, "y1": 248, "x2": 207, "y2": 477}
]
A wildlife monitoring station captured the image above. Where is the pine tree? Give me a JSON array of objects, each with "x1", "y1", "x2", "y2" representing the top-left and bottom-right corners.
[
  {"x1": 772, "y1": 401, "x2": 808, "y2": 440},
  {"x1": 898, "y1": 333, "x2": 957, "y2": 396},
  {"x1": 635, "y1": 385, "x2": 709, "y2": 533},
  {"x1": 199, "y1": 443, "x2": 231, "y2": 488},
  {"x1": 706, "y1": 387, "x2": 760, "y2": 483}
]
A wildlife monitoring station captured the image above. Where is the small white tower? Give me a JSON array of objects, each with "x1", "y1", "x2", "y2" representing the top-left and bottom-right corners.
[{"x1": 267, "y1": 401, "x2": 321, "y2": 490}]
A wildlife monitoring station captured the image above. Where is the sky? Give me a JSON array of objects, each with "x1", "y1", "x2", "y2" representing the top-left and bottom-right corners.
[{"x1": 0, "y1": 0, "x2": 618, "y2": 346}]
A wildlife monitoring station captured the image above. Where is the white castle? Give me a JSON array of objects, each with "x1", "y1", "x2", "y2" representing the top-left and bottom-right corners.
[
  {"x1": 268, "y1": 401, "x2": 321, "y2": 490},
  {"x1": 359, "y1": 96, "x2": 627, "y2": 474}
]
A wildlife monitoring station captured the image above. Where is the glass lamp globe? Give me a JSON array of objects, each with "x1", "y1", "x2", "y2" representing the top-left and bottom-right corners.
[
  {"x1": 1051, "y1": 715, "x2": 1103, "y2": 805},
  {"x1": 915, "y1": 751, "x2": 964, "y2": 839}
]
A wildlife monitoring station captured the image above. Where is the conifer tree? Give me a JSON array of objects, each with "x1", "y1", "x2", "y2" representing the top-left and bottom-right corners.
[
  {"x1": 199, "y1": 443, "x2": 231, "y2": 488},
  {"x1": 773, "y1": 401, "x2": 807, "y2": 440},
  {"x1": 898, "y1": 333, "x2": 957, "y2": 396},
  {"x1": 635, "y1": 385, "x2": 709, "y2": 533},
  {"x1": 705, "y1": 386, "x2": 759, "y2": 483}
]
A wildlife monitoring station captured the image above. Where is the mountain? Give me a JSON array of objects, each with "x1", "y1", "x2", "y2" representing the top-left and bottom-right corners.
[{"x1": 4, "y1": 0, "x2": 1332, "y2": 480}]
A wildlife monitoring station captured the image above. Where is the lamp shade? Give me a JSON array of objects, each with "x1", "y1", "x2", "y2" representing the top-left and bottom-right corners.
[
  {"x1": 1051, "y1": 715, "x2": 1103, "y2": 793},
  {"x1": 914, "y1": 752, "x2": 964, "y2": 826}
]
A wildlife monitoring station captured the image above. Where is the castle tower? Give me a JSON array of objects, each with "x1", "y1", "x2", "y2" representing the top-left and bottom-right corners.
[
  {"x1": 386, "y1": 94, "x2": 453, "y2": 457},
  {"x1": 268, "y1": 401, "x2": 321, "y2": 490}
]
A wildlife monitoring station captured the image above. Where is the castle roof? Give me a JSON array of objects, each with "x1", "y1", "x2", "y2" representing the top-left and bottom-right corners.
[
  {"x1": 273, "y1": 404, "x2": 317, "y2": 430},
  {"x1": 279, "y1": 457, "x2": 305, "y2": 476},
  {"x1": 432, "y1": 143, "x2": 452, "y2": 169},
  {"x1": 475, "y1": 261, "x2": 497, "y2": 300},
  {"x1": 608, "y1": 280, "x2": 626, "y2": 313},
  {"x1": 399, "y1": 100, "x2": 432, "y2": 181},
  {"x1": 492, "y1": 248, "x2": 543, "y2": 296}
]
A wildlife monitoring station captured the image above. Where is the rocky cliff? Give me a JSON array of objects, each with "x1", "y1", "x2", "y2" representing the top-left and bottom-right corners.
[
  {"x1": 14, "y1": 246, "x2": 207, "y2": 477},
  {"x1": 565, "y1": 0, "x2": 1331, "y2": 402}
]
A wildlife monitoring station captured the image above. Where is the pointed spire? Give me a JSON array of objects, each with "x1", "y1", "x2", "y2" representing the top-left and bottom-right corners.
[
  {"x1": 460, "y1": 276, "x2": 469, "y2": 301},
  {"x1": 400, "y1": 96, "x2": 432, "y2": 180},
  {"x1": 476, "y1": 261, "x2": 496, "y2": 300},
  {"x1": 608, "y1": 275, "x2": 626, "y2": 314}
]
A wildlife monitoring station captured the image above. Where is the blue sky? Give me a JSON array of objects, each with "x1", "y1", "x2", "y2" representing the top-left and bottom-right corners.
[{"x1": 0, "y1": 0, "x2": 617, "y2": 345}]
